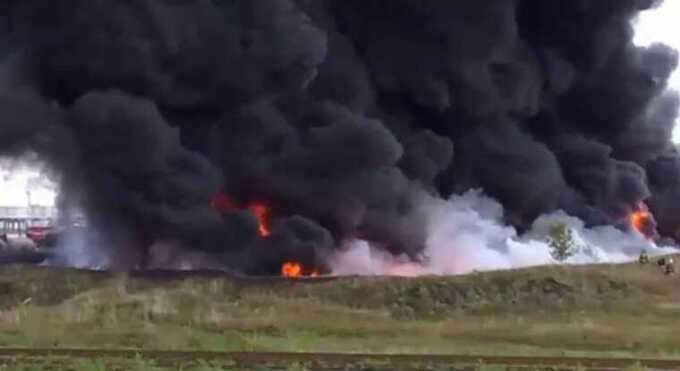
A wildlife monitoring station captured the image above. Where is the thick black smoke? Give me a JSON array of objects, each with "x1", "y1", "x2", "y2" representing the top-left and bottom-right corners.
[{"x1": 0, "y1": 0, "x2": 677, "y2": 273}]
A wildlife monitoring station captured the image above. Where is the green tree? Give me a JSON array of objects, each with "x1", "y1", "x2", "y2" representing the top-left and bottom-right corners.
[{"x1": 548, "y1": 223, "x2": 576, "y2": 262}]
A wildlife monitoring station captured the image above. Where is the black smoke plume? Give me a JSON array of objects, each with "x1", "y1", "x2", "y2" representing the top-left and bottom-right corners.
[{"x1": 0, "y1": 0, "x2": 677, "y2": 273}]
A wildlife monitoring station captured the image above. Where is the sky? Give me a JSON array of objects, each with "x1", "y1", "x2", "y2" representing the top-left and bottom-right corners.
[
  {"x1": 0, "y1": 3, "x2": 678, "y2": 208},
  {"x1": 634, "y1": 0, "x2": 680, "y2": 142},
  {"x1": 0, "y1": 165, "x2": 55, "y2": 207}
]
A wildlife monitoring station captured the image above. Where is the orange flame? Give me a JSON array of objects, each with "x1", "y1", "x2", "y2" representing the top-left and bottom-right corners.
[
  {"x1": 248, "y1": 202, "x2": 272, "y2": 237},
  {"x1": 281, "y1": 262, "x2": 320, "y2": 278},
  {"x1": 211, "y1": 193, "x2": 272, "y2": 238},
  {"x1": 282, "y1": 262, "x2": 303, "y2": 277},
  {"x1": 630, "y1": 202, "x2": 658, "y2": 241},
  {"x1": 631, "y1": 209, "x2": 650, "y2": 233}
]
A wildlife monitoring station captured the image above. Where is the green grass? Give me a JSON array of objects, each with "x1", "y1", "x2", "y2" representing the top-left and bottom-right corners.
[{"x1": 0, "y1": 258, "x2": 677, "y2": 359}]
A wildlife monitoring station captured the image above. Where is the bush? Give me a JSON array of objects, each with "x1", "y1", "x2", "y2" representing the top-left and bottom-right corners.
[{"x1": 548, "y1": 223, "x2": 576, "y2": 262}]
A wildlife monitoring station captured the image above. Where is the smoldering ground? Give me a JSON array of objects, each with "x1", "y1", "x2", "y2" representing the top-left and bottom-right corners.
[{"x1": 0, "y1": 0, "x2": 677, "y2": 274}]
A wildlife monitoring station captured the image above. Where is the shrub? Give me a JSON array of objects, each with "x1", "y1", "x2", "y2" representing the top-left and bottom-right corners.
[{"x1": 548, "y1": 223, "x2": 576, "y2": 262}]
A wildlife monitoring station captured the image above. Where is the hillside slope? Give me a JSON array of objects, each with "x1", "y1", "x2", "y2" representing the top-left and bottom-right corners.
[{"x1": 0, "y1": 258, "x2": 678, "y2": 358}]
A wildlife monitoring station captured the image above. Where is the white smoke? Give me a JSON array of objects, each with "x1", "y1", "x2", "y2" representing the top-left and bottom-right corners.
[
  {"x1": 47, "y1": 235, "x2": 235, "y2": 272},
  {"x1": 145, "y1": 240, "x2": 232, "y2": 271},
  {"x1": 330, "y1": 190, "x2": 677, "y2": 276},
  {"x1": 44, "y1": 228, "x2": 106, "y2": 269}
]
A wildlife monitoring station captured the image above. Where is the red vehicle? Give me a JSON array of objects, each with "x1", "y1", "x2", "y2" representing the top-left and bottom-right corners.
[
  {"x1": 25, "y1": 219, "x2": 55, "y2": 246},
  {"x1": 26, "y1": 226, "x2": 53, "y2": 244}
]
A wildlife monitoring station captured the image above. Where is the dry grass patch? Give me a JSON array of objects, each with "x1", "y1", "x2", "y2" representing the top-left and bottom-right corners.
[{"x1": 0, "y1": 260, "x2": 675, "y2": 356}]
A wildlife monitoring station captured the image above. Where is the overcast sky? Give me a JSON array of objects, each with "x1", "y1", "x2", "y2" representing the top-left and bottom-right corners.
[
  {"x1": 634, "y1": 0, "x2": 680, "y2": 141},
  {"x1": 0, "y1": 166, "x2": 55, "y2": 207},
  {"x1": 0, "y1": 4, "x2": 678, "y2": 208}
]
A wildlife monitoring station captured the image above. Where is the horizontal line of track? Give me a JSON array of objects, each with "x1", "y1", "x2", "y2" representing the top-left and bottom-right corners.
[{"x1": 0, "y1": 348, "x2": 676, "y2": 369}]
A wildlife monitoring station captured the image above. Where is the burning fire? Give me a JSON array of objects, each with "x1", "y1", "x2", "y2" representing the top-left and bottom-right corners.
[
  {"x1": 248, "y1": 202, "x2": 272, "y2": 237},
  {"x1": 211, "y1": 193, "x2": 272, "y2": 238},
  {"x1": 282, "y1": 262, "x2": 302, "y2": 277},
  {"x1": 281, "y1": 262, "x2": 320, "y2": 278},
  {"x1": 630, "y1": 202, "x2": 658, "y2": 241},
  {"x1": 630, "y1": 207, "x2": 650, "y2": 233},
  {"x1": 212, "y1": 192, "x2": 321, "y2": 277}
]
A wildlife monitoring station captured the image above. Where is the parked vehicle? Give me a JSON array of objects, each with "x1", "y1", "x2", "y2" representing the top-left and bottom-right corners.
[{"x1": 26, "y1": 219, "x2": 55, "y2": 246}]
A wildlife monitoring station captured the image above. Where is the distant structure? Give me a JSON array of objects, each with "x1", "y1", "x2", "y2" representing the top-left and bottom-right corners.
[
  {"x1": 0, "y1": 174, "x2": 59, "y2": 242},
  {"x1": 0, "y1": 206, "x2": 58, "y2": 220},
  {"x1": 0, "y1": 206, "x2": 58, "y2": 238},
  {"x1": 0, "y1": 186, "x2": 58, "y2": 221}
]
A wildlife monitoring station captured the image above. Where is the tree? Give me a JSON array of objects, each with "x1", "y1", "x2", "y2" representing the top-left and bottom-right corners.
[{"x1": 548, "y1": 223, "x2": 576, "y2": 262}]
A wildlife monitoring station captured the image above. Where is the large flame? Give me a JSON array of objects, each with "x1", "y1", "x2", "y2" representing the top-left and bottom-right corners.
[
  {"x1": 282, "y1": 262, "x2": 302, "y2": 277},
  {"x1": 211, "y1": 193, "x2": 272, "y2": 238},
  {"x1": 281, "y1": 262, "x2": 320, "y2": 278},
  {"x1": 630, "y1": 208, "x2": 650, "y2": 233},
  {"x1": 630, "y1": 202, "x2": 657, "y2": 241},
  {"x1": 248, "y1": 202, "x2": 272, "y2": 237}
]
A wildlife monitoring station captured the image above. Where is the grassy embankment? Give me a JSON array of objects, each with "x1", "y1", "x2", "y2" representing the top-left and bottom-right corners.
[{"x1": 0, "y1": 257, "x2": 676, "y2": 360}]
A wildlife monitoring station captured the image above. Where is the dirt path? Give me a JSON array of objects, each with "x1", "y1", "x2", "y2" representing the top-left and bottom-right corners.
[{"x1": 0, "y1": 348, "x2": 677, "y2": 370}]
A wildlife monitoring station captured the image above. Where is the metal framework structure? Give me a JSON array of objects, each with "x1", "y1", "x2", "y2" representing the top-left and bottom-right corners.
[
  {"x1": 0, "y1": 206, "x2": 58, "y2": 219},
  {"x1": 0, "y1": 207, "x2": 57, "y2": 236}
]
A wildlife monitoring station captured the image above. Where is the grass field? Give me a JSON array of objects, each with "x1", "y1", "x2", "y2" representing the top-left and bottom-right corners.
[{"x1": 0, "y1": 256, "x2": 677, "y2": 365}]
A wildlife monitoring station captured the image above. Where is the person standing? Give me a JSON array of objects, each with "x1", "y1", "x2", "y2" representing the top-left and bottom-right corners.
[
  {"x1": 665, "y1": 258, "x2": 675, "y2": 275},
  {"x1": 639, "y1": 250, "x2": 650, "y2": 264}
]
